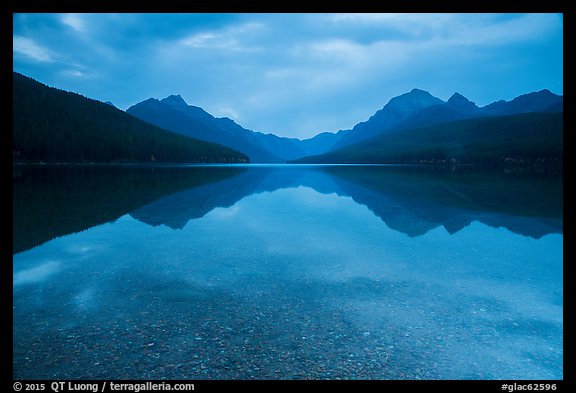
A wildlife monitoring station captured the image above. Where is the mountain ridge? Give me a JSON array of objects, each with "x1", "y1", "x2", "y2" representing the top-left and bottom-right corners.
[
  {"x1": 331, "y1": 88, "x2": 446, "y2": 150},
  {"x1": 127, "y1": 96, "x2": 296, "y2": 162},
  {"x1": 126, "y1": 87, "x2": 561, "y2": 163},
  {"x1": 14, "y1": 71, "x2": 562, "y2": 164},
  {"x1": 329, "y1": 88, "x2": 562, "y2": 153}
]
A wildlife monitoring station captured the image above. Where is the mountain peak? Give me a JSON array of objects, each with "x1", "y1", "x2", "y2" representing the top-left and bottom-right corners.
[
  {"x1": 505, "y1": 89, "x2": 562, "y2": 113},
  {"x1": 335, "y1": 88, "x2": 445, "y2": 148},
  {"x1": 387, "y1": 88, "x2": 444, "y2": 110},
  {"x1": 513, "y1": 89, "x2": 561, "y2": 101},
  {"x1": 160, "y1": 94, "x2": 188, "y2": 108},
  {"x1": 447, "y1": 92, "x2": 466, "y2": 101},
  {"x1": 447, "y1": 92, "x2": 478, "y2": 113}
]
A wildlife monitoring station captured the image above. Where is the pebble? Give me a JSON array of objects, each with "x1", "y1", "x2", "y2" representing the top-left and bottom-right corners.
[{"x1": 16, "y1": 274, "x2": 558, "y2": 381}]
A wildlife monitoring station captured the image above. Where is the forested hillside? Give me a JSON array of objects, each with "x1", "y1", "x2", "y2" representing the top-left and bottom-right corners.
[
  {"x1": 292, "y1": 112, "x2": 562, "y2": 168},
  {"x1": 13, "y1": 73, "x2": 248, "y2": 163}
]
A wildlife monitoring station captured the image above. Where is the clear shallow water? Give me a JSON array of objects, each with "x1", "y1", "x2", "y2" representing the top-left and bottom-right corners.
[{"x1": 13, "y1": 165, "x2": 563, "y2": 380}]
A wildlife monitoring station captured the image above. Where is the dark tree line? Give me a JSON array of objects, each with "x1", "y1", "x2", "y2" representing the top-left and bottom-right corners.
[
  {"x1": 13, "y1": 72, "x2": 248, "y2": 163},
  {"x1": 13, "y1": 165, "x2": 245, "y2": 254},
  {"x1": 293, "y1": 111, "x2": 563, "y2": 169}
]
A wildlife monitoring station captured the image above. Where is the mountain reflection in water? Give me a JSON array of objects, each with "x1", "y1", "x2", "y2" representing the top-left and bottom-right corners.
[{"x1": 14, "y1": 165, "x2": 562, "y2": 255}]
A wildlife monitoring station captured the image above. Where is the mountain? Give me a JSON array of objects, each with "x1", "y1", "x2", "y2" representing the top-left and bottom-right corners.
[
  {"x1": 127, "y1": 95, "x2": 278, "y2": 162},
  {"x1": 446, "y1": 92, "x2": 479, "y2": 114},
  {"x1": 300, "y1": 130, "x2": 350, "y2": 156},
  {"x1": 325, "y1": 89, "x2": 562, "y2": 153},
  {"x1": 125, "y1": 88, "x2": 561, "y2": 164},
  {"x1": 12, "y1": 73, "x2": 248, "y2": 163},
  {"x1": 24, "y1": 72, "x2": 560, "y2": 165},
  {"x1": 212, "y1": 116, "x2": 310, "y2": 162},
  {"x1": 127, "y1": 95, "x2": 314, "y2": 162},
  {"x1": 291, "y1": 112, "x2": 563, "y2": 167},
  {"x1": 479, "y1": 89, "x2": 563, "y2": 116},
  {"x1": 161, "y1": 94, "x2": 188, "y2": 108},
  {"x1": 331, "y1": 89, "x2": 446, "y2": 150},
  {"x1": 389, "y1": 92, "x2": 479, "y2": 132}
]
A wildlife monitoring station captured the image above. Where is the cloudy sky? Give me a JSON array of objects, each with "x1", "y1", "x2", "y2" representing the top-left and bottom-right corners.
[{"x1": 13, "y1": 13, "x2": 563, "y2": 139}]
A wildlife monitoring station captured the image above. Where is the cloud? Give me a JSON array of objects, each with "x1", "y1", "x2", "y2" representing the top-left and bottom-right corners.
[
  {"x1": 13, "y1": 36, "x2": 54, "y2": 62},
  {"x1": 209, "y1": 105, "x2": 241, "y2": 121},
  {"x1": 297, "y1": 39, "x2": 367, "y2": 64},
  {"x1": 431, "y1": 13, "x2": 562, "y2": 46},
  {"x1": 179, "y1": 21, "x2": 265, "y2": 52},
  {"x1": 327, "y1": 13, "x2": 561, "y2": 45},
  {"x1": 67, "y1": 70, "x2": 85, "y2": 77},
  {"x1": 12, "y1": 13, "x2": 563, "y2": 139},
  {"x1": 60, "y1": 13, "x2": 87, "y2": 33},
  {"x1": 329, "y1": 12, "x2": 453, "y2": 28}
]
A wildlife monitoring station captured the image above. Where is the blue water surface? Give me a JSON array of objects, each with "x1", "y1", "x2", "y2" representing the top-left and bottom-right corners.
[{"x1": 13, "y1": 165, "x2": 563, "y2": 380}]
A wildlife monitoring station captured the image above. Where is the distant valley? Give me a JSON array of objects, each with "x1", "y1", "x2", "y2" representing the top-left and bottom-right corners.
[{"x1": 126, "y1": 95, "x2": 346, "y2": 162}]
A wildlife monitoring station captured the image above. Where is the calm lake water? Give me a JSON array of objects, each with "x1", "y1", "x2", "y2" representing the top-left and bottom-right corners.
[{"x1": 13, "y1": 164, "x2": 563, "y2": 380}]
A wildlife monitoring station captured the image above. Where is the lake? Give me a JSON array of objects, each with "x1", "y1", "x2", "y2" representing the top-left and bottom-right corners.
[{"x1": 12, "y1": 164, "x2": 563, "y2": 380}]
